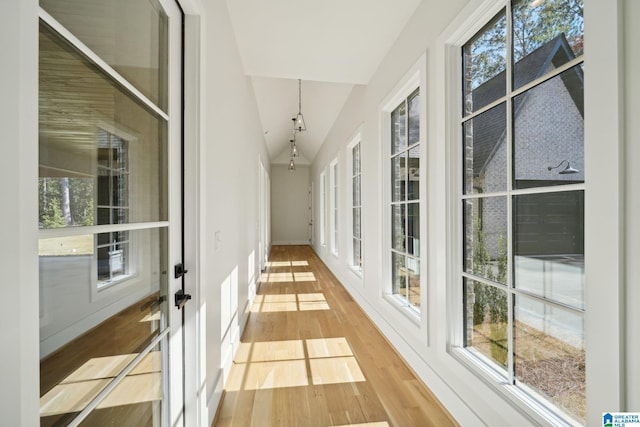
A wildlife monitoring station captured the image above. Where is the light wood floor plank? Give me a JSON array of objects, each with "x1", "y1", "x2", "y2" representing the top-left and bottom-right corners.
[{"x1": 214, "y1": 245, "x2": 458, "y2": 427}]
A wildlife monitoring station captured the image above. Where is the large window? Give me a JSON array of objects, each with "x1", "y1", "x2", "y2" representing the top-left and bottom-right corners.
[
  {"x1": 390, "y1": 88, "x2": 421, "y2": 312},
  {"x1": 350, "y1": 140, "x2": 362, "y2": 272},
  {"x1": 330, "y1": 158, "x2": 339, "y2": 256},
  {"x1": 319, "y1": 170, "x2": 326, "y2": 247},
  {"x1": 459, "y1": 1, "x2": 584, "y2": 423}
]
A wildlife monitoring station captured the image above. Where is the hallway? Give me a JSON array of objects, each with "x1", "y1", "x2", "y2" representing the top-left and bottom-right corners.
[{"x1": 214, "y1": 245, "x2": 457, "y2": 427}]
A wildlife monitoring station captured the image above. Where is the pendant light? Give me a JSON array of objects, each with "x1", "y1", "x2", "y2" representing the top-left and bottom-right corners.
[{"x1": 295, "y1": 79, "x2": 307, "y2": 132}]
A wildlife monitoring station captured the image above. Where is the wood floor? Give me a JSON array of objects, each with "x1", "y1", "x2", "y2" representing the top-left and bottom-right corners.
[{"x1": 214, "y1": 245, "x2": 458, "y2": 427}]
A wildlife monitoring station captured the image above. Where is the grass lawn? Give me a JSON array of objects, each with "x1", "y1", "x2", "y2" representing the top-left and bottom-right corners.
[{"x1": 39, "y1": 234, "x2": 94, "y2": 256}]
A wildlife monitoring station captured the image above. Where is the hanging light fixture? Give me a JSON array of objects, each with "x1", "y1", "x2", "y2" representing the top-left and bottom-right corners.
[
  {"x1": 295, "y1": 79, "x2": 307, "y2": 132},
  {"x1": 547, "y1": 159, "x2": 579, "y2": 174},
  {"x1": 288, "y1": 157, "x2": 296, "y2": 171},
  {"x1": 290, "y1": 139, "x2": 298, "y2": 158}
]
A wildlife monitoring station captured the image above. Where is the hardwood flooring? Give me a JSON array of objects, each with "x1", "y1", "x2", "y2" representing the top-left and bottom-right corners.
[{"x1": 214, "y1": 245, "x2": 458, "y2": 427}]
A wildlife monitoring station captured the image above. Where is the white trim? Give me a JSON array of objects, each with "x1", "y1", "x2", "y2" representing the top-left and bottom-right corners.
[
  {"x1": 379, "y1": 53, "x2": 426, "y2": 322},
  {"x1": 584, "y1": 0, "x2": 625, "y2": 423},
  {"x1": 440, "y1": 0, "x2": 593, "y2": 425}
]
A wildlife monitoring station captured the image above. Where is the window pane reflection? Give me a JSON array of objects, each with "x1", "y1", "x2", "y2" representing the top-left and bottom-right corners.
[
  {"x1": 40, "y1": 0, "x2": 169, "y2": 111},
  {"x1": 39, "y1": 24, "x2": 168, "y2": 229}
]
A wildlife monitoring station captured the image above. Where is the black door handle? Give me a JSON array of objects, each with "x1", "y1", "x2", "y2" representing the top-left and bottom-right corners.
[
  {"x1": 175, "y1": 289, "x2": 192, "y2": 309},
  {"x1": 174, "y1": 263, "x2": 188, "y2": 279}
]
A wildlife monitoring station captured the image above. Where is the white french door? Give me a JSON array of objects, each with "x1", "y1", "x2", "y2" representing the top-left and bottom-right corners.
[{"x1": 37, "y1": 0, "x2": 186, "y2": 425}]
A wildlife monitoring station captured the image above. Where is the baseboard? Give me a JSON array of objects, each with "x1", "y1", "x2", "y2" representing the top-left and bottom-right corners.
[
  {"x1": 271, "y1": 240, "x2": 311, "y2": 245},
  {"x1": 207, "y1": 368, "x2": 225, "y2": 427}
]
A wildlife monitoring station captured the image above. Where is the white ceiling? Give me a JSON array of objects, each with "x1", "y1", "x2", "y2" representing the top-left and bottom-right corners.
[{"x1": 226, "y1": 0, "x2": 423, "y2": 162}]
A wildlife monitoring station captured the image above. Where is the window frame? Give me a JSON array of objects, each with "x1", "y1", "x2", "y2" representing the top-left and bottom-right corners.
[
  {"x1": 347, "y1": 130, "x2": 363, "y2": 275},
  {"x1": 439, "y1": 1, "x2": 623, "y2": 425},
  {"x1": 380, "y1": 57, "x2": 426, "y2": 322},
  {"x1": 319, "y1": 169, "x2": 327, "y2": 247},
  {"x1": 329, "y1": 157, "x2": 339, "y2": 257}
]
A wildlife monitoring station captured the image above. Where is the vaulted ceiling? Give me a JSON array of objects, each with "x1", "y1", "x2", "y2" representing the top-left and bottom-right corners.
[{"x1": 226, "y1": 0, "x2": 423, "y2": 164}]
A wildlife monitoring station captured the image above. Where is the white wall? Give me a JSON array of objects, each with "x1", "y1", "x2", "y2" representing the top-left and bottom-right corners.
[
  {"x1": 271, "y1": 164, "x2": 310, "y2": 245},
  {"x1": 0, "y1": 0, "x2": 40, "y2": 425},
  {"x1": 197, "y1": 0, "x2": 271, "y2": 424},
  {"x1": 624, "y1": 0, "x2": 640, "y2": 411},
  {"x1": 310, "y1": 0, "x2": 639, "y2": 425}
]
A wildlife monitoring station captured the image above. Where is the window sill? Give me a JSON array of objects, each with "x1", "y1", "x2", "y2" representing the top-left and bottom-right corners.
[
  {"x1": 348, "y1": 265, "x2": 362, "y2": 279},
  {"x1": 382, "y1": 293, "x2": 421, "y2": 326},
  {"x1": 97, "y1": 273, "x2": 133, "y2": 292},
  {"x1": 449, "y1": 347, "x2": 582, "y2": 427}
]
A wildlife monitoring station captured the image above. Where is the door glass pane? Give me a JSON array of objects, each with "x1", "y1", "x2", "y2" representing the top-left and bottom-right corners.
[
  {"x1": 513, "y1": 66, "x2": 584, "y2": 190},
  {"x1": 39, "y1": 228, "x2": 167, "y2": 424},
  {"x1": 39, "y1": 24, "x2": 168, "y2": 228},
  {"x1": 462, "y1": 10, "x2": 507, "y2": 115},
  {"x1": 513, "y1": 191, "x2": 584, "y2": 310},
  {"x1": 464, "y1": 197, "x2": 508, "y2": 284},
  {"x1": 512, "y1": 0, "x2": 584, "y2": 90},
  {"x1": 463, "y1": 103, "x2": 507, "y2": 195},
  {"x1": 77, "y1": 342, "x2": 164, "y2": 427},
  {"x1": 464, "y1": 278, "x2": 508, "y2": 370},
  {"x1": 514, "y1": 295, "x2": 585, "y2": 423},
  {"x1": 40, "y1": 0, "x2": 169, "y2": 111}
]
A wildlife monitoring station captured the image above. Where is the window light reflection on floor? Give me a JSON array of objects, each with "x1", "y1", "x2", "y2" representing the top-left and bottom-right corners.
[
  {"x1": 40, "y1": 352, "x2": 162, "y2": 417},
  {"x1": 260, "y1": 271, "x2": 317, "y2": 283},
  {"x1": 227, "y1": 338, "x2": 366, "y2": 392},
  {"x1": 265, "y1": 260, "x2": 309, "y2": 267},
  {"x1": 251, "y1": 293, "x2": 330, "y2": 313}
]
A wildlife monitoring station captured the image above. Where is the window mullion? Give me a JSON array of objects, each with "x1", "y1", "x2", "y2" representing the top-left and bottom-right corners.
[{"x1": 505, "y1": 0, "x2": 515, "y2": 387}]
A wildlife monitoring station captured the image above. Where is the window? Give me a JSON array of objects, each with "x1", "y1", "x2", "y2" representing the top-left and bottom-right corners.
[
  {"x1": 319, "y1": 170, "x2": 326, "y2": 247},
  {"x1": 330, "y1": 158, "x2": 339, "y2": 256},
  {"x1": 350, "y1": 139, "x2": 362, "y2": 272},
  {"x1": 390, "y1": 88, "x2": 421, "y2": 312},
  {"x1": 96, "y1": 129, "x2": 130, "y2": 285},
  {"x1": 458, "y1": 1, "x2": 584, "y2": 423}
]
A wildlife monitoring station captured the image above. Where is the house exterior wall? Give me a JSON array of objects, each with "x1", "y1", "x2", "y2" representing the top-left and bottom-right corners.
[{"x1": 479, "y1": 69, "x2": 585, "y2": 257}]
